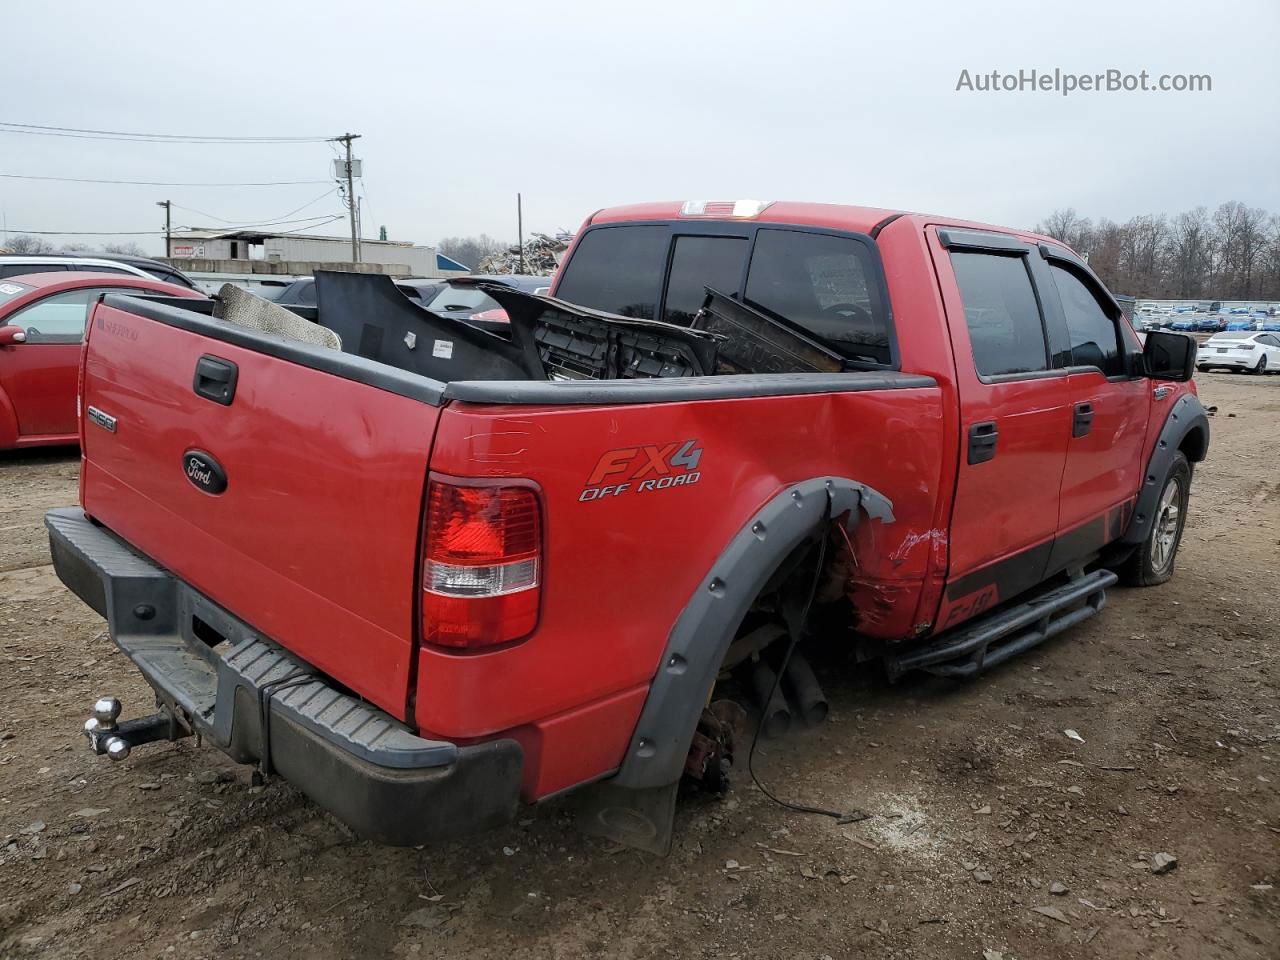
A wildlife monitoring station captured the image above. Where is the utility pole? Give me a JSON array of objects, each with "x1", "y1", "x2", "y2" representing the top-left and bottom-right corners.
[
  {"x1": 517, "y1": 193, "x2": 525, "y2": 275},
  {"x1": 155, "y1": 200, "x2": 171, "y2": 258},
  {"x1": 334, "y1": 132, "x2": 362, "y2": 263}
]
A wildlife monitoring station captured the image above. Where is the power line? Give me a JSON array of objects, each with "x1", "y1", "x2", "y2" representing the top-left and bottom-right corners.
[
  {"x1": 0, "y1": 121, "x2": 332, "y2": 144},
  {"x1": 0, "y1": 172, "x2": 330, "y2": 187},
  {"x1": 3, "y1": 215, "x2": 345, "y2": 237},
  {"x1": 169, "y1": 187, "x2": 339, "y2": 226}
]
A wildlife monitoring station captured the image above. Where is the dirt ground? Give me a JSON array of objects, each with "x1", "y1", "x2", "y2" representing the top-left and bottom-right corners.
[{"x1": 1, "y1": 374, "x2": 1277, "y2": 960}]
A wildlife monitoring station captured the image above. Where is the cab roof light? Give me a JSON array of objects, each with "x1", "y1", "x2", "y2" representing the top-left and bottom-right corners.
[{"x1": 679, "y1": 199, "x2": 775, "y2": 219}]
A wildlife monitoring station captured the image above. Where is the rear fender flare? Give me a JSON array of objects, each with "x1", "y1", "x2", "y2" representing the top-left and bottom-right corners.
[
  {"x1": 1122, "y1": 392, "x2": 1209, "y2": 545},
  {"x1": 611, "y1": 476, "x2": 894, "y2": 790}
]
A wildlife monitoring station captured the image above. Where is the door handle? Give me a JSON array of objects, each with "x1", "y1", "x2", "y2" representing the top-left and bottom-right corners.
[
  {"x1": 967, "y1": 420, "x2": 998, "y2": 464},
  {"x1": 1072, "y1": 402, "x2": 1094, "y2": 438},
  {"x1": 193, "y1": 355, "x2": 238, "y2": 406}
]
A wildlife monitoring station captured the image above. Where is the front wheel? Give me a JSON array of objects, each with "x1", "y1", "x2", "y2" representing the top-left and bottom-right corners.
[{"x1": 1119, "y1": 452, "x2": 1191, "y2": 586}]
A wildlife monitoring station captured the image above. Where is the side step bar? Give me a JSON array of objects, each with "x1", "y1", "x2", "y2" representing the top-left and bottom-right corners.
[{"x1": 886, "y1": 570, "x2": 1118, "y2": 681}]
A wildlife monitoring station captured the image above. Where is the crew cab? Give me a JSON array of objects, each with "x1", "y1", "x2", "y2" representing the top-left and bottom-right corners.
[{"x1": 47, "y1": 200, "x2": 1208, "y2": 852}]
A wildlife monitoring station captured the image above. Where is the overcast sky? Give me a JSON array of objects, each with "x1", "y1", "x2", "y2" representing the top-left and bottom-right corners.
[{"x1": 3, "y1": 0, "x2": 1276, "y2": 255}]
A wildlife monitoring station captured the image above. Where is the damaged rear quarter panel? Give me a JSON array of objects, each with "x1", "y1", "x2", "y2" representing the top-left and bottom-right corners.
[{"x1": 417, "y1": 386, "x2": 946, "y2": 759}]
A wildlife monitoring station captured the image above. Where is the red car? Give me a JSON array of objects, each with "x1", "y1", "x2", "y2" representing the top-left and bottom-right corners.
[
  {"x1": 0, "y1": 272, "x2": 203, "y2": 450},
  {"x1": 47, "y1": 202, "x2": 1207, "y2": 853}
]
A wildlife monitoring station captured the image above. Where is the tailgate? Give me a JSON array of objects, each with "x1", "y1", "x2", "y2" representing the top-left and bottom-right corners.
[{"x1": 79, "y1": 297, "x2": 442, "y2": 720}]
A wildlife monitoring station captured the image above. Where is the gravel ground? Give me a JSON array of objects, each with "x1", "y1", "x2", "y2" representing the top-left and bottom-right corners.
[{"x1": 1, "y1": 374, "x2": 1277, "y2": 959}]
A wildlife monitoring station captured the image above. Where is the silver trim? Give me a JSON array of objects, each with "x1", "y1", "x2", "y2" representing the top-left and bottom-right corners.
[{"x1": 86, "y1": 405, "x2": 116, "y2": 433}]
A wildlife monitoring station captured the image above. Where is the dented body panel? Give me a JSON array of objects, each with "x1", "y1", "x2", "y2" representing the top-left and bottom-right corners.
[{"x1": 48, "y1": 200, "x2": 1209, "y2": 842}]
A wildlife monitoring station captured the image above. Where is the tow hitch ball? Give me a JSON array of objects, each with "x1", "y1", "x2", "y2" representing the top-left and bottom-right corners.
[{"x1": 83, "y1": 697, "x2": 189, "y2": 760}]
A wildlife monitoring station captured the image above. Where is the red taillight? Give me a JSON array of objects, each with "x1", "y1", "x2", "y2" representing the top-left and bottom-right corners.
[{"x1": 422, "y1": 479, "x2": 542, "y2": 650}]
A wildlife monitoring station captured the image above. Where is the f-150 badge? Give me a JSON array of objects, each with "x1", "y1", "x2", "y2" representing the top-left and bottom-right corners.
[{"x1": 579, "y1": 439, "x2": 702, "y2": 502}]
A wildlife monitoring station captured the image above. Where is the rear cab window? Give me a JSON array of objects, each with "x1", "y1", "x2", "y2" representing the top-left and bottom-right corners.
[
  {"x1": 554, "y1": 225, "x2": 668, "y2": 319},
  {"x1": 555, "y1": 221, "x2": 894, "y2": 366}
]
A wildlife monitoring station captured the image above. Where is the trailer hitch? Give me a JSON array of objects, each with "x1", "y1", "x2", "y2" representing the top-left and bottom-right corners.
[{"x1": 83, "y1": 697, "x2": 191, "y2": 760}]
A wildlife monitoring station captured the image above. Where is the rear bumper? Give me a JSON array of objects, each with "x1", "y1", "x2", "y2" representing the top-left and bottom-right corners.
[{"x1": 45, "y1": 507, "x2": 522, "y2": 845}]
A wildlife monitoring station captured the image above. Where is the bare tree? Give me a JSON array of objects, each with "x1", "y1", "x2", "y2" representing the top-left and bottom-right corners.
[
  {"x1": 1035, "y1": 201, "x2": 1279, "y2": 300},
  {"x1": 2, "y1": 234, "x2": 54, "y2": 255},
  {"x1": 1167, "y1": 207, "x2": 1214, "y2": 299},
  {"x1": 1035, "y1": 208, "x2": 1094, "y2": 254},
  {"x1": 1261, "y1": 215, "x2": 1280, "y2": 300},
  {"x1": 103, "y1": 242, "x2": 147, "y2": 257}
]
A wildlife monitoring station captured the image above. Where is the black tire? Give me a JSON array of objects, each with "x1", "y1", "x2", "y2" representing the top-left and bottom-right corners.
[
  {"x1": 1253, "y1": 355, "x2": 1268, "y2": 375},
  {"x1": 1119, "y1": 451, "x2": 1191, "y2": 587},
  {"x1": 1197, "y1": 365, "x2": 1209, "y2": 373}
]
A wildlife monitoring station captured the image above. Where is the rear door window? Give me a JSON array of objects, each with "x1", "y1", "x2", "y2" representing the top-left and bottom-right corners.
[
  {"x1": 77, "y1": 265, "x2": 132, "y2": 276},
  {"x1": 662, "y1": 235, "x2": 748, "y2": 325},
  {"x1": 744, "y1": 229, "x2": 889, "y2": 364},
  {"x1": 949, "y1": 251, "x2": 1049, "y2": 378},
  {"x1": 1049, "y1": 264, "x2": 1125, "y2": 376},
  {"x1": 0, "y1": 263, "x2": 66, "y2": 279},
  {"x1": 555, "y1": 225, "x2": 668, "y2": 319}
]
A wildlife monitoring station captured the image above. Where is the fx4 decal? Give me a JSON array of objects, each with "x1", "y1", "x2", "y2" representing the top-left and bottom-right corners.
[{"x1": 580, "y1": 439, "x2": 703, "y2": 502}]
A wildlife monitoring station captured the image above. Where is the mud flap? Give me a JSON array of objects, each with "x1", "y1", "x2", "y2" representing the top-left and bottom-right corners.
[{"x1": 573, "y1": 780, "x2": 679, "y2": 856}]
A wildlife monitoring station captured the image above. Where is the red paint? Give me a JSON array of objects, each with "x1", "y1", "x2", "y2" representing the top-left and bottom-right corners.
[
  {"x1": 80, "y1": 303, "x2": 440, "y2": 719},
  {"x1": 73, "y1": 204, "x2": 1200, "y2": 803},
  {"x1": 500, "y1": 684, "x2": 649, "y2": 799},
  {"x1": 0, "y1": 272, "x2": 202, "y2": 450},
  {"x1": 1059, "y1": 371, "x2": 1150, "y2": 530}
]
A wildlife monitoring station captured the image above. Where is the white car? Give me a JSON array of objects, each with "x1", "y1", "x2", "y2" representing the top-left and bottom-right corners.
[{"x1": 1196, "y1": 331, "x2": 1280, "y2": 374}]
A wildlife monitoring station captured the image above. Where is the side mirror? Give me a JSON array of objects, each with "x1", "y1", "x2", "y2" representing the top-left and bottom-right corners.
[
  {"x1": 1142, "y1": 330, "x2": 1195, "y2": 381},
  {"x1": 0, "y1": 325, "x2": 27, "y2": 346}
]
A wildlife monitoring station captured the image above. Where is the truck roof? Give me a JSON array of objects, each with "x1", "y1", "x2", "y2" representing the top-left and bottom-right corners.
[
  {"x1": 588, "y1": 200, "x2": 904, "y2": 235},
  {"x1": 587, "y1": 200, "x2": 1064, "y2": 250}
]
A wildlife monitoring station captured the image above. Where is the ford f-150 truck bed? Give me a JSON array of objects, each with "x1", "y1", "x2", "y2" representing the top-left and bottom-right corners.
[{"x1": 49, "y1": 200, "x2": 1209, "y2": 852}]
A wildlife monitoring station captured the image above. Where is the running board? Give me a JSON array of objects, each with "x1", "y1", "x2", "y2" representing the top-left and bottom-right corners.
[{"x1": 886, "y1": 570, "x2": 1117, "y2": 681}]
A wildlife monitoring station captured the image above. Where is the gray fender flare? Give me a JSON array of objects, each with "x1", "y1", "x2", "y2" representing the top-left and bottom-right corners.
[
  {"x1": 1121, "y1": 392, "x2": 1210, "y2": 545},
  {"x1": 611, "y1": 476, "x2": 894, "y2": 790}
]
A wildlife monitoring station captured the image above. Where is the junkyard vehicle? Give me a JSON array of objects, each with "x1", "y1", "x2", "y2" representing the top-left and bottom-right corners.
[
  {"x1": 272, "y1": 276, "x2": 445, "y2": 308},
  {"x1": 0, "y1": 272, "x2": 203, "y2": 450},
  {"x1": 47, "y1": 200, "x2": 1209, "y2": 852},
  {"x1": 1197, "y1": 330, "x2": 1280, "y2": 373},
  {"x1": 423, "y1": 274, "x2": 552, "y2": 325},
  {"x1": 0, "y1": 253, "x2": 199, "y2": 289}
]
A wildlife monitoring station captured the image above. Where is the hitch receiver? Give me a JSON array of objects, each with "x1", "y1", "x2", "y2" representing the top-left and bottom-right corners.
[{"x1": 83, "y1": 697, "x2": 191, "y2": 760}]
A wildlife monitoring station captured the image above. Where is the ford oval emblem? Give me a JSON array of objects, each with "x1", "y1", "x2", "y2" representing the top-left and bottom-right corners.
[{"x1": 182, "y1": 449, "x2": 228, "y2": 495}]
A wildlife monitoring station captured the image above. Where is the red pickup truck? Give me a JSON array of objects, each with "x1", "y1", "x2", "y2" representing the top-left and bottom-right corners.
[{"x1": 48, "y1": 200, "x2": 1208, "y2": 853}]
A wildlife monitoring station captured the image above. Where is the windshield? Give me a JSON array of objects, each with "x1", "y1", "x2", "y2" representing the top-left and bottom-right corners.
[
  {"x1": 1209, "y1": 332, "x2": 1252, "y2": 341},
  {"x1": 0, "y1": 280, "x2": 33, "y2": 308}
]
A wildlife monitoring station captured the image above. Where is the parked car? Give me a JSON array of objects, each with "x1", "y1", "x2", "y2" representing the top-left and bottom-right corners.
[
  {"x1": 1170, "y1": 317, "x2": 1197, "y2": 331},
  {"x1": 0, "y1": 272, "x2": 204, "y2": 449},
  {"x1": 49, "y1": 200, "x2": 1208, "y2": 853},
  {"x1": 1194, "y1": 316, "x2": 1226, "y2": 332},
  {"x1": 272, "y1": 276, "x2": 446, "y2": 308},
  {"x1": 0, "y1": 253, "x2": 199, "y2": 289},
  {"x1": 1196, "y1": 331, "x2": 1280, "y2": 374},
  {"x1": 424, "y1": 274, "x2": 552, "y2": 324}
]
